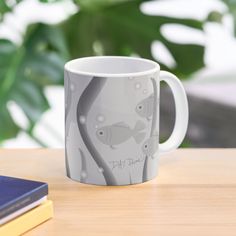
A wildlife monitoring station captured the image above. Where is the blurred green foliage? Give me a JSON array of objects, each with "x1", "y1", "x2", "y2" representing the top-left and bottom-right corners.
[
  {"x1": 223, "y1": 0, "x2": 236, "y2": 34},
  {"x1": 0, "y1": 0, "x2": 206, "y2": 145}
]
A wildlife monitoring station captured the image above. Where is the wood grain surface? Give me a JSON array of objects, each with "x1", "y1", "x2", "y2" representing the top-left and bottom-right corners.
[{"x1": 0, "y1": 149, "x2": 236, "y2": 236}]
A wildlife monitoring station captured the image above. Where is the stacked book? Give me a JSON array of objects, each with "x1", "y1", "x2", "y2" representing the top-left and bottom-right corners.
[{"x1": 0, "y1": 175, "x2": 53, "y2": 235}]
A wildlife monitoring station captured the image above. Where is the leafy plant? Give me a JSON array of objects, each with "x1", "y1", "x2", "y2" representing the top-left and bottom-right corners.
[
  {"x1": 0, "y1": 24, "x2": 68, "y2": 145},
  {"x1": 220, "y1": 0, "x2": 236, "y2": 37},
  {"x1": 0, "y1": 0, "x2": 206, "y2": 146},
  {"x1": 64, "y1": 0, "x2": 204, "y2": 77}
]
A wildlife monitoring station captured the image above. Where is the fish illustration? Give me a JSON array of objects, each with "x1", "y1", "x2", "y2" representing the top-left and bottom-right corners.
[
  {"x1": 136, "y1": 94, "x2": 154, "y2": 121},
  {"x1": 142, "y1": 135, "x2": 158, "y2": 158},
  {"x1": 96, "y1": 120, "x2": 146, "y2": 149}
]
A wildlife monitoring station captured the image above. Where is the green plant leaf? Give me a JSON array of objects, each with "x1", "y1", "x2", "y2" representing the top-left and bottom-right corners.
[
  {"x1": 75, "y1": 0, "x2": 132, "y2": 10},
  {"x1": 0, "y1": 1, "x2": 11, "y2": 16},
  {"x1": 0, "y1": 0, "x2": 22, "y2": 17},
  {"x1": 62, "y1": 0, "x2": 204, "y2": 78},
  {"x1": 0, "y1": 105, "x2": 20, "y2": 141},
  {"x1": 0, "y1": 24, "x2": 68, "y2": 142},
  {"x1": 221, "y1": 0, "x2": 236, "y2": 35}
]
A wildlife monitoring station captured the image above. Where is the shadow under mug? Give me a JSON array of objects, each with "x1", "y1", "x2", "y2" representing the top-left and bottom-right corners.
[{"x1": 64, "y1": 56, "x2": 188, "y2": 186}]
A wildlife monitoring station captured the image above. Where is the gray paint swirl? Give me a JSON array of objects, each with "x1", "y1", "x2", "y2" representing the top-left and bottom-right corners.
[
  {"x1": 142, "y1": 77, "x2": 158, "y2": 182},
  {"x1": 64, "y1": 71, "x2": 72, "y2": 178},
  {"x1": 76, "y1": 77, "x2": 117, "y2": 185},
  {"x1": 79, "y1": 148, "x2": 88, "y2": 182},
  {"x1": 150, "y1": 78, "x2": 158, "y2": 137}
]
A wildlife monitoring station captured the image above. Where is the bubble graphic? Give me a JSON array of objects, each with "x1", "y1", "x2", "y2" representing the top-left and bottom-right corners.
[
  {"x1": 79, "y1": 116, "x2": 86, "y2": 124},
  {"x1": 95, "y1": 125, "x2": 99, "y2": 129},
  {"x1": 98, "y1": 167, "x2": 104, "y2": 173},
  {"x1": 128, "y1": 77, "x2": 134, "y2": 80},
  {"x1": 135, "y1": 83, "x2": 141, "y2": 89},
  {"x1": 143, "y1": 89, "x2": 147, "y2": 94},
  {"x1": 96, "y1": 115, "x2": 105, "y2": 123},
  {"x1": 80, "y1": 171, "x2": 87, "y2": 179},
  {"x1": 70, "y1": 84, "x2": 75, "y2": 91}
]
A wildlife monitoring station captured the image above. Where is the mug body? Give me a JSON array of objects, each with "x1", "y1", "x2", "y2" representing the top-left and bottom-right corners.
[{"x1": 64, "y1": 56, "x2": 160, "y2": 185}]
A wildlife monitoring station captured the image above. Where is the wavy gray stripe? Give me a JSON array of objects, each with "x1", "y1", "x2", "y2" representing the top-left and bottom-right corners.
[
  {"x1": 142, "y1": 156, "x2": 148, "y2": 182},
  {"x1": 150, "y1": 78, "x2": 158, "y2": 136},
  {"x1": 65, "y1": 71, "x2": 72, "y2": 178},
  {"x1": 142, "y1": 77, "x2": 158, "y2": 182},
  {"x1": 76, "y1": 77, "x2": 117, "y2": 185},
  {"x1": 65, "y1": 71, "x2": 73, "y2": 138},
  {"x1": 129, "y1": 172, "x2": 132, "y2": 185},
  {"x1": 79, "y1": 148, "x2": 88, "y2": 182},
  {"x1": 65, "y1": 148, "x2": 71, "y2": 178}
]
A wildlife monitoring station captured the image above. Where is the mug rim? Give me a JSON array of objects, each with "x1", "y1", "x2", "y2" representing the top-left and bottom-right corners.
[{"x1": 64, "y1": 56, "x2": 160, "y2": 78}]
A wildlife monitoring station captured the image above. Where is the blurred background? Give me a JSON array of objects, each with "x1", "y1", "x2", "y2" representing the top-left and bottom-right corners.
[{"x1": 0, "y1": 0, "x2": 235, "y2": 148}]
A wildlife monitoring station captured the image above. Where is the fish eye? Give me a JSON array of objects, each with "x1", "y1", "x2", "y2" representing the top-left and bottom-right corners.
[
  {"x1": 98, "y1": 131, "x2": 104, "y2": 136},
  {"x1": 144, "y1": 144, "x2": 148, "y2": 149},
  {"x1": 138, "y1": 105, "x2": 143, "y2": 110}
]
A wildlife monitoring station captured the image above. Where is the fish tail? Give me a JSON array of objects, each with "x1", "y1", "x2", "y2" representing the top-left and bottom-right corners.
[
  {"x1": 133, "y1": 120, "x2": 146, "y2": 143},
  {"x1": 134, "y1": 120, "x2": 146, "y2": 132},
  {"x1": 133, "y1": 132, "x2": 146, "y2": 144}
]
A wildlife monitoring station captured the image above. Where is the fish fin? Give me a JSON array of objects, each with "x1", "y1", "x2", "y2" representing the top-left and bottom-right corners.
[
  {"x1": 133, "y1": 132, "x2": 146, "y2": 144},
  {"x1": 113, "y1": 122, "x2": 129, "y2": 128},
  {"x1": 147, "y1": 117, "x2": 152, "y2": 121},
  {"x1": 134, "y1": 120, "x2": 146, "y2": 132},
  {"x1": 110, "y1": 145, "x2": 116, "y2": 150}
]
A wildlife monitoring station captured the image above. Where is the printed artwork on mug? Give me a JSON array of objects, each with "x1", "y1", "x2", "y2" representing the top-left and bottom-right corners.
[
  {"x1": 136, "y1": 94, "x2": 154, "y2": 121},
  {"x1": 96, "y1": 121, "x2": 146, "y2": 149},
  {"x1": 64, "y1": 56, "x2": 188, "y2": 186}
]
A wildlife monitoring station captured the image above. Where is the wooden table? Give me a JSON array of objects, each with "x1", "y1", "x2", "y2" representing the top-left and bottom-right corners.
[{"x1": 1, "y1": 149, "x2": 236, "y2": 236}]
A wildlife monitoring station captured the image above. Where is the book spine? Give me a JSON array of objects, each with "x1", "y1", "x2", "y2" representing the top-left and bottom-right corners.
[
  {"x1": 0, "y1": 200, "x2": 53, "y2": 236},
  {"x1": 0, "y1": 184, "x2": 48, "y2": 219}
]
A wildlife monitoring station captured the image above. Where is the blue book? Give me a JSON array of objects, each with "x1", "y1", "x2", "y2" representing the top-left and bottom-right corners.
[{"x1": 0, "y1": 176, "x2": 48, "y2": 220}]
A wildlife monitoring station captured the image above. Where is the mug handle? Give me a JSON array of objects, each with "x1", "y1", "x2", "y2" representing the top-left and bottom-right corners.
[{"x1": 158, "y1": 71, "x2": 189, "y2": 154}]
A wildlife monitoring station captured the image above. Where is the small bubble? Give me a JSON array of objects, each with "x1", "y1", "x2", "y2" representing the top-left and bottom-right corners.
[
  {"x1": 95, "y1": 125, "x2": 99, "y2": 129},
  {"x1": 135, "y1": 83, "x2": 141, "y2": 89},
  {"x1": 70, "y1": 84, "x2": 75, "y2": 91},
  {"x1": 143, "y1": 89, "x2": 147, "y2": 94},
  {"x1": 80, "y1": 171, "x2": 87, "y2": 179},
  {"x1": 79, "y1": 116, "x2": 86, "y2": 124},
  {"x1": 128, "y1": 77, "x2": 134, "y2": 80},
  {"x1": 98, "y1": 167, "x2": 104, "y2": 173},
  {"x1": 96, "y1": 115, "x2": 105, "y2": 123}
]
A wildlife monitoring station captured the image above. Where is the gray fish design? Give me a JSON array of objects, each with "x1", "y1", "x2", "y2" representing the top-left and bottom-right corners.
[
  {"x1": 136, "y1": 94, "x2": 154, "y2": 121},
  {"x1": 96, "y1": 120, "x2": 146, "y2": 149},
  {"x1": 142, "y1": 135, "x2": 158, "y2": 158}
]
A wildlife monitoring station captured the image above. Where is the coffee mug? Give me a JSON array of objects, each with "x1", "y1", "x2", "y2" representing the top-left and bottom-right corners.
[{"x1": 64, "y1": 56, "x2": 188, "y2": 186}]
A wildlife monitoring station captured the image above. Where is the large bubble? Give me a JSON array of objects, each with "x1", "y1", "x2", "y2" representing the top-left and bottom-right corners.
[
  {"x1": 96, "y1": 114, "x2": 105, "y2": 123},
  {"x1": 98, "y1": 167, "x2": 104, "y2": 173},
  {"x1": 80, "y1": 171, "x2": 87, "y2": 179},
  {"x1": 70, "y1": 84, "x2": 75, "y2": 91},
  {"x1": 79, "y1": 116, "x2": 86, "y2": 124}
]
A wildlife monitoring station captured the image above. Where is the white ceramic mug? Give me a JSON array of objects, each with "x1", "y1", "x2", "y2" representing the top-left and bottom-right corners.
[{"x1": 64, "y1": 56, "x2": 188, "y2": 185}]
